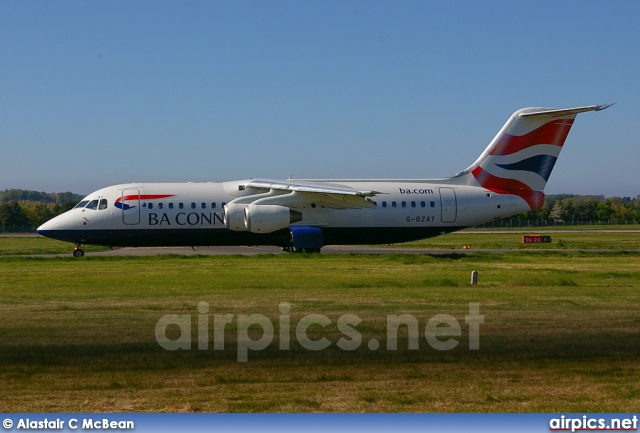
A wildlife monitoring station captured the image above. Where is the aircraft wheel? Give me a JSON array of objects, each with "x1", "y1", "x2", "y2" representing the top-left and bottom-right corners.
[
  {"x1": 73, "y1": 248, "x2": 85, "y2": 258},
  {"x1": 300, "y1": 248, "x2": 321, "y2": 253}
]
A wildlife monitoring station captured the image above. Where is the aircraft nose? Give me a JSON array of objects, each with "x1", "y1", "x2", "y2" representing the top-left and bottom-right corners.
[
  {"x1": 36, "y1": 214, "x2": 72, "y2": 241},
  {"x1": 37, "y1": 218, "x2": 56, "y2": 235}
]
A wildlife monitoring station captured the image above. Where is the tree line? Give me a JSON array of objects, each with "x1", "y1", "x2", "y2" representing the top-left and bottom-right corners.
[
  {"x1": 1, "y1": 189, "x2": 639, "y2": 232},
  {"x1": 0, "y1": 189, "x2": 82, "y2": 204},
  {"x1": 514, "y1": 194, "x2": 640, "y2": 223},
  {"x1": 0, "y1": 189, "x2": 82, "y2": 230}
]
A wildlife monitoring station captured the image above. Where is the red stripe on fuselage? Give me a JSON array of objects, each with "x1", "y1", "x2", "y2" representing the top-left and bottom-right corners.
[
  {"x1": 489, "y1": 119, "x2": 574, "y2": 156},
  {"x1": 116, "y1": 194, "x2": 175, "y2": 202}
]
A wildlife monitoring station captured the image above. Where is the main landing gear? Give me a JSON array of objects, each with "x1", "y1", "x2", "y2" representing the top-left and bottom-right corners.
[
  {"x1": 281, "y1": 247, "x2": 321, "y2": 253},
  {"x1": 73, "y1": 244, "x2": 85, "y2": 257}
]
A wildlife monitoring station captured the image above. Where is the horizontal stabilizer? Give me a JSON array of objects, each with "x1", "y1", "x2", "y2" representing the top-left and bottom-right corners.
[{"x1": 519, "y1": 104, "x2": 614, "y2": 118}]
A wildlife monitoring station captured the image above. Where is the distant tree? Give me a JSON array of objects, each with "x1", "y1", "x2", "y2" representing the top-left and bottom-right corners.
[
  {"x1": 57, "y1": 200, "x2": 76, "y2": 213},
  {"x1": 596, "y1": 201, "x2": 614, "y2": 221},
  {"x1": 633, "y1": 196, "x2": 640, "y2": 214},
  {"x1": 536, "y1": 203, "x2": 550, "y2": 220},
  {"x1": 549, "y1": 202, "x2": 565, "y2": 222},
  {"x1": 0, "y1": 201, "x2": 28, "y2": 227},
  {"x1": 611, "y1": 202, "x2": 638, "y2": 221},
  {"x1": 560, "y1": 198, "x2": 578, "y2": 220},
  {"x1": 56, "y1": 192, "x2": 83, "y2": 204},
  {"x1": 22, "y1": 202, "x2": 55, "y2": 227},
  {"x1": 575, "y1": 199, "x2": 599, "y2": 221}
]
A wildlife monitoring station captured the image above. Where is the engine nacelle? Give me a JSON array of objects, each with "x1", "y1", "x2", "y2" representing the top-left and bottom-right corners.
[
  {"x1": 244, "y1": 204, "x2": 302, "y2": 233},
  {"x1": 223, "y1": 203, "x2": 248, "y2": 231}
]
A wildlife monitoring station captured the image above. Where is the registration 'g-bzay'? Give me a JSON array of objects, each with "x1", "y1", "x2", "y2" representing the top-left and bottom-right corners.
[{"x1": 38, "y1": 104, "x2": 612, "y2": 256}]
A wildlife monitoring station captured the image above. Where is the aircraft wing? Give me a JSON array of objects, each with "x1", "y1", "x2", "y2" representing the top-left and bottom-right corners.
[{"x1": 246, "y1": 179, "x2": 380, "y2": 209}]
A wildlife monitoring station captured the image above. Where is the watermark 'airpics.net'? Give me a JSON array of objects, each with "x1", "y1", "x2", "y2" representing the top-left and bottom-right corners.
[{"x1": 155, "y1": 302, "x2": 484, "y2": 362}]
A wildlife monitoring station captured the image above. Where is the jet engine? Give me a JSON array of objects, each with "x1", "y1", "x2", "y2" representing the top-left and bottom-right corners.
[
  {"x1": 223, "y1": 203, "x2": 248, "y2": 231},
  {"x1": 244, "y1": 204, "x2": 302, "y2": 233}
]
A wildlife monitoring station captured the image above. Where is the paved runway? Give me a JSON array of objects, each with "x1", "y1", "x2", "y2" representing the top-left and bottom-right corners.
[
  {"x1": 2, "y1": 234, "x2": 473, "y2": 256},
  {"x1": 80, "y1": 245, "x2": 477, "y2": 256},
  {"x1": 3, "y1": 232, "x2": 639, "y2": 257},
  {"x1": 29, "y1": 244, "x2": 638, "y2": 257}
]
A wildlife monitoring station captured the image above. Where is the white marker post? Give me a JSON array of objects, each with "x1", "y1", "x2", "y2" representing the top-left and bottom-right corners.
[{"x1": 471, "y1": 270, "x2": 478, "y2": 286}]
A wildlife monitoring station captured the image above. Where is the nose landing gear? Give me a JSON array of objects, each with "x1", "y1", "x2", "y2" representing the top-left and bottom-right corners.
[{"x1": 73, "y1": 244, "x2": 85, "y2": 257}]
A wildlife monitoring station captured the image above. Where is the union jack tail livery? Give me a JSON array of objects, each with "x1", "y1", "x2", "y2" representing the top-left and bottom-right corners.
[{"x1": 453, "y1": 104, "x2": 613, "y2": 209}]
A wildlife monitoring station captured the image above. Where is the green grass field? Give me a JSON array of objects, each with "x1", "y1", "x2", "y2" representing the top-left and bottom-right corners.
[
  {"x1": 399, "y1": 230, "x2": 640, "y2": 250},
  {"x1": 0, "y1": 236, "x2": 108, "y2": 255},
  {"x1": 0, "y1": 235, "x2": 639, "y2": 412}
]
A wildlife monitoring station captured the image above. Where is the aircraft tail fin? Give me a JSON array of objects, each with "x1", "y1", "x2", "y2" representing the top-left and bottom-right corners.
[{"x1": 452, "y1": 104, "x2": 613, "y2": 209}]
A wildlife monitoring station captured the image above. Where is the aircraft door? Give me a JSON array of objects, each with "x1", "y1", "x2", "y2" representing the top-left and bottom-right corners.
[
  {"x1": 121, "y1": 189, "x2": 140, "y2": 225},
  {"x1": 439, "y1": 187, "x2": 457, "y2": 223}
]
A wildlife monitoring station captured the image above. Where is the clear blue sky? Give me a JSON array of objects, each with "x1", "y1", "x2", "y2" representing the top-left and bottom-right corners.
[{"x1": 1, "y1": 1, "x2": 638, "y2": 197}]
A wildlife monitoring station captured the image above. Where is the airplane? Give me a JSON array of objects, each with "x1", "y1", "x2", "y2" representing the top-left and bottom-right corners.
[{"x1": 37, "y1": 104, "x2": 612, "y2": 257}]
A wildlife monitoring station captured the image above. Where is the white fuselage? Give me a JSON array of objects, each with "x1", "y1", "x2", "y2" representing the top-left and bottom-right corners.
[{"x1": 37, "y1": 179, "x2": 528, "y2": 248}]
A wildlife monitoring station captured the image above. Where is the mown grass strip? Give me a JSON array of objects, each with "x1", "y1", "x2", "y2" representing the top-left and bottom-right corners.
[
  {"x1": 0, "y1": 236, "x2": 108, "y2": 255},
  {"x1": 400, "y1": 231, "x2": 640, "y2": 250},
  {"x1": 0, "y1": 253, "x2": 638, "y2": 412}
]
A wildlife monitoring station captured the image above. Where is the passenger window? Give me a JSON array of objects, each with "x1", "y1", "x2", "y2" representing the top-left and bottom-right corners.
[
  {"x1": 169, "y1": 203, "x2": 174, "y2": 209},
  {"x1": 201, "y1": 202, "x2": 206, "y2": 209},
  {"x1": 401, "y1": 201, "x2": 406, "y2": 208},
  {"x1": 211, "y1": 203, "x2": 216, "y2": 209},
  {"x1": 98, "y1": 199, "x2": 108, "y2": 210},
  {"x1": 382, "y1": 201, "x2": 387, "y2": 208},
  {"x1": 430, "y1": 201, "x2": 435, "y2": 208},
  {"x1": 411, "y1": 201, "x2": 416, "y2": 208},
  {"x1": 191, "y1": 202, "x2": 196, "y2": 209},
  {"x1": 179, "y1": 203, "x2": 184, "y2": 209},
  {"x1": 85, "y1": 200, "x2": 99, "y2": 210},
  {"x1": 392, "y1": 201, "x2": 397, "y2": 208},
  {"x1": 421, "y1": 201, "x2": 426, "y2": 208},
  {"x1": 158, "y1": 203, "x2": 163, "y2": 210},
  {"x1": 74, "y1": 200, "x2": 89, "y2": 209},
  {"x1": 148, "y1": 203, "x2": 154, "y2": 210}
]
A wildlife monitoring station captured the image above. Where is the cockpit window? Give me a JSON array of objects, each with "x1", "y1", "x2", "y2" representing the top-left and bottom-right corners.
[
  {"x1": 85, "y1": 200, "x2": 99, "y2": 210},
  {"x1": 74, "y1": 200, "x2": 89, "y2": 209},
  {"x1": 98, "y1": 199, "x2": 108, "y2": 210}
]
